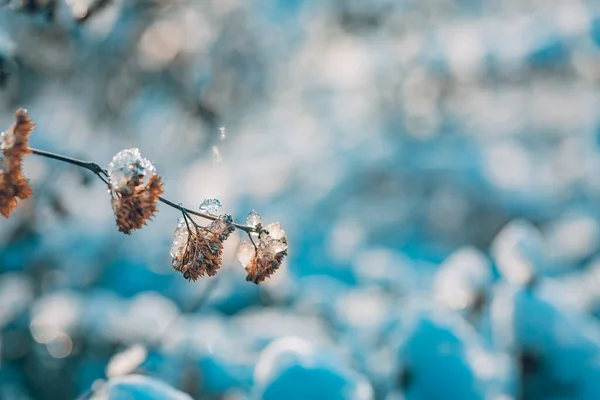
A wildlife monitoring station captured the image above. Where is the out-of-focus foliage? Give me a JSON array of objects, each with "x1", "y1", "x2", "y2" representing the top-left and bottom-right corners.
[{"x1": 2, "y1": 0, "x2": 600, "y2": 399}]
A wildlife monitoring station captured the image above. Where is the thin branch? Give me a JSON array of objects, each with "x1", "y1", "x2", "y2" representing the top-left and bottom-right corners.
[
  {"x1": 31, "y1": 148, "x2": 110, "y2": 184},
  {"x1": 179, "y1": 205, "x2": 192, "y2": 231},
  {"x1": 30, "y1": 147, "x2": 257, "y2": 233},
  {"x1": 157, "y1": 196, "x2": 255, "y2": 233}
]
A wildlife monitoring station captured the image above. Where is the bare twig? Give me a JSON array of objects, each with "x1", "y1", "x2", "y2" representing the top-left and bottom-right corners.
[{"x1": 29, "y1": 147, "x2": 258, "y2": 233}]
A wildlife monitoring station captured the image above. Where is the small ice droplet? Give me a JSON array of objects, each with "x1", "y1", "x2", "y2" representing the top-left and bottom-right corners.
[
  {"x1": 219, "y1": 126, "x2": 227, "y2": 140},
  {"x1": 246, "y1": 210, "x2": 262, "y2": 228},
  {"x1": 199, "y1": 198, "x2": 222, "y2": 214},
  {"x1": 237, "y1": 242, "x2": 256, "y2": 267}
]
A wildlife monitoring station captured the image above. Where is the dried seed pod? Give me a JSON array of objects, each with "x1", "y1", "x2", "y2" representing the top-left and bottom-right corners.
[
  {"x1": 108, "y1": 149, "x2": 163, "y2": 234},
  {"x1": 0, "y1": 109, "x2": 35, "y2": 218},
  {"x1": 171, "y1": 215, "x2": 235, "y2": 281},
  {"x1": 239, "y1": 223, "x2": 288, "y2": 284}
]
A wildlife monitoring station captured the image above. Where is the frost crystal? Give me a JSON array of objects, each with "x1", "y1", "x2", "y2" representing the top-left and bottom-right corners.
[
  {"x1": 246, "y1": 210, "x2": 262, "y2": 228},
  {"x1": 265, "y1": 235, "x2": 289, "y2": 254},
  {"x1": 108, "y1": 148, "x2": 156, "y2": 195},
  {"x1": 199, "y1": 198, "x2": 222, "y2": 214},
  {"x1": 237, "y1": 241, "x2": 256, "y2": 267},
  {"x1": 265, "y1": 222, "x2": 287, "y2": 242},
  {"x1": 170, "y1": 218, "x2": 189, "y2": 260},
  {"x1": 209, "y1": 214, "x2": 235, "y2": 240}
]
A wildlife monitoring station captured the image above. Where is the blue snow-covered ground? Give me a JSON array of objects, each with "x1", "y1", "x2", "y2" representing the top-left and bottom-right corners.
[{"x1": 2, "y1": 0, "x2": 600, "y2": 399}]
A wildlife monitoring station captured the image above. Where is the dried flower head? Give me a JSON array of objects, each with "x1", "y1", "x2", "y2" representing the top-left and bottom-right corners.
[
  {"x1": 171, "y1": 214, "x2": 236, "y2": 281},
  {"x1": 0, "y1": 109, "x2": 35, "y2": 218},
  {"x1": 2, "y1": 108, "x2": 33, "y2": 161},
  {"x1": 108, "y1": 148, "x2": 163, "y2": 234},
  {"x1": 239, "y1": 222, "x2": 288, "y2": 284}
]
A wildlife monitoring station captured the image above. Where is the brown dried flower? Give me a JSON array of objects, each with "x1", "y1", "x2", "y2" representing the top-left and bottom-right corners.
[
  {"x1": 171, "y1": 215, "x2": 236, "y2": 281},
  {"x1": 2, "y1": 109, "x2": 34, "y2": 159},
  {"x1": 0, "y1": 172, "x2": 33, "y2": 217},
  {"x1": 238, "y1": 222, "x2": 288, "y2": 284},
  {"x1": 108, "y1": 149, "x2": 163, "y2": 234},
  {"x1": 0, "y1": 109, "x2": 35, "y2": 218}
]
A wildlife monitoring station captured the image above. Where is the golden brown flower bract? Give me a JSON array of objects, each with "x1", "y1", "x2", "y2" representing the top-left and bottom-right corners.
[
  {"x1": 111, "y1": 174, "x2": 164, "y2": 234},
  {"x1": 172, "y1": 215, "x2": 235, "y2": 281},
  {"x1": 244, "y1": 235, "x2": 288, "y2": 284},
  {"x1": 0, "y1": 109, "x2": 35, "y2": 218},
  {"x1": 244, "y1": 248, "x2": 287, "y2": 284}
]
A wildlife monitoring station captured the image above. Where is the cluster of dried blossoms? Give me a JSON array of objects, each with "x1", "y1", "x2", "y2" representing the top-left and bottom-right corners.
[
  {"x1": 0, "y1": 109, "x2": 288, "y2": 284},
  {"x1": 169, "y1": 208, "x2": 289, "y2": 284}
]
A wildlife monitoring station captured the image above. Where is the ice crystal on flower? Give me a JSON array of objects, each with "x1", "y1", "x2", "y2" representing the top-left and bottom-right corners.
[
  {"x1": 237, "y1": 241, "x2": 256, "y2": 266},
  {"x1": 170, "y1": 218, "x2": 189, "y2": 260},
  {"x1": 199, "y1": 198, "x2": 222, "y2": 214},
  {"x1": 265, "y1": 222, "x2": 287, "y2": 242},
  {"x1": 246, "y1": 210, "x2": 262, "y2": 228},
  {"x1": 108, "y1": 148, "x2": 156, "y2": 195}
]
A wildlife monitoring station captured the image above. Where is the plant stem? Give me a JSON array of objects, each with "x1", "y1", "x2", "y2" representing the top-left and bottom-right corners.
[
  {"x1": 31, "y1": 148, "x2": 109, "y2": 184},
  {"x1": 30, "y1": 147, "x2": 257, "y2": 233}
]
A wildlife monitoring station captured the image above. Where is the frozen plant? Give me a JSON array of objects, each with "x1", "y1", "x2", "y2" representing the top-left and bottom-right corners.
[{"x1": 0, "y1": 109, "x2": 288, "y2": 284}]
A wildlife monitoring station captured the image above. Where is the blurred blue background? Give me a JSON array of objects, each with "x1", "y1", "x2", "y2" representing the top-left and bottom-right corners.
[{"x1": 2, "y1": 0, "x2": 600, "y2": 399}]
